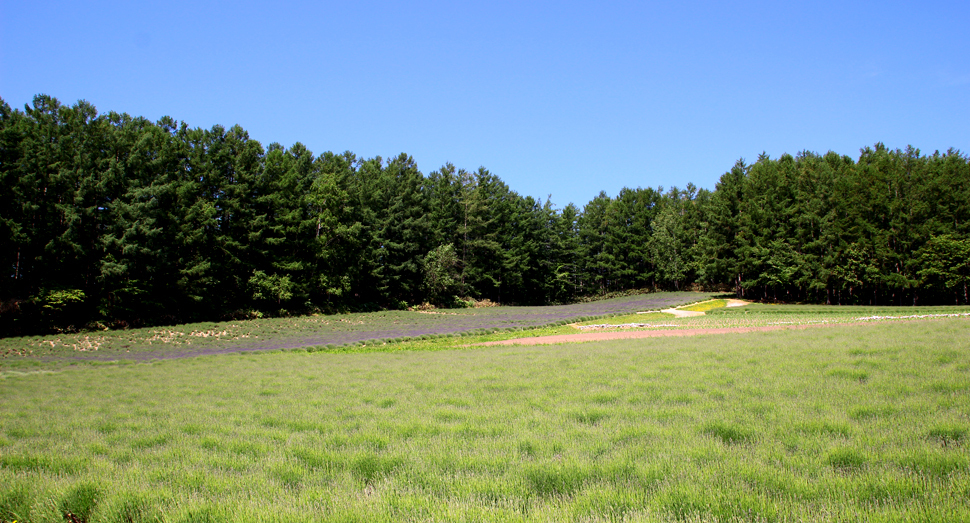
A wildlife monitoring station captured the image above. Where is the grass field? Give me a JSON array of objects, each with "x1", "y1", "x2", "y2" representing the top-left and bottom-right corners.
[{"x1": 1, "y1": 300, "x2": 969, "y2": 522}]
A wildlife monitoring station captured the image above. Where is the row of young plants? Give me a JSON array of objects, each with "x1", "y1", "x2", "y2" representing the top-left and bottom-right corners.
[
  {"x1": 0, "y1": 292, "x2": 706, "y2": 370},
  {"x1": 8, "y1": 295, "x2": 970, "y2": 374},
  {"x1": 2, "y1": 95, "x2": 969, "y2": 336}
]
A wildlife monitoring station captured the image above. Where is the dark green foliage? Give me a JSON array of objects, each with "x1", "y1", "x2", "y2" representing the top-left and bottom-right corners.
[
  {"x1": 727, "y1": 146, "x2": 970, "y2": 305},
  {"x1": 648, "y1": 185, "x2": 698, "y2": 290},
  {"x1": 423, "y1": 244, "x2": 459, "y2": 305},
  {"x1": 2, "y1": 94, "x2": 969, "y2": 335},
  {"x1": 918, "y1": 235, "x2": 970, "y2": 304}
]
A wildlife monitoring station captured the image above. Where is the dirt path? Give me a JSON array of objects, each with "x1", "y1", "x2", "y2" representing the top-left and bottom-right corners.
[
  {"x1": 479, "y1": 322, "x2": 860, "y2": 346},
  {"x1": 661, "y1": 308, "x2": 704, "y2": 318},
  {"x1": 655, "y1": 299, "x2": 749, "y2": 318}
]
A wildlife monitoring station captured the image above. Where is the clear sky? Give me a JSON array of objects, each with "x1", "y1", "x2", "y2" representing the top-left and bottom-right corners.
[{"x1": 2, "y1": 0, "x2": 968, "y2": 208}]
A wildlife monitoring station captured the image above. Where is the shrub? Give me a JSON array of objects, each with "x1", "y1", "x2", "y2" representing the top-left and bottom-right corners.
[
  {"x1": 473, "y1": 298, "x2": 499, "y2": 308},
  {"x1": 408, "y1": 302, "x2": 437, "y2": 312}
]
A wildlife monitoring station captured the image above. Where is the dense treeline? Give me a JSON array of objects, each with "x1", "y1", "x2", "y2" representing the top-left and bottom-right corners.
[{"x1": 2, "y1": 95, "x2": 969, "y2": 335}]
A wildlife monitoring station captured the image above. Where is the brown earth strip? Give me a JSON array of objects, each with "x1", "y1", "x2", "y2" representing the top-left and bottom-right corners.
[{"x1": 478, "y1": 322, "x2": 885, "y2": 346}]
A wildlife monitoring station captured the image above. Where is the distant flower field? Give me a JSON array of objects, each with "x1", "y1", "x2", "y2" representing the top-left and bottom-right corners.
[{"x1": 0, "y1": 292, "x2": 705, "y2": 368}]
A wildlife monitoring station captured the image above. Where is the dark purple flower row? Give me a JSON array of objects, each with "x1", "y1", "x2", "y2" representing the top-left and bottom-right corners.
[{"x1": 129, "y1": 292, "x2": 702, "y2": 359}]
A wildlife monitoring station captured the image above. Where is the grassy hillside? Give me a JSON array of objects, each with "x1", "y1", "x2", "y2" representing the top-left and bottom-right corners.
[
  {"x1": 2, "y1": 317, "x2": 968, "y2": 522},
  {"x1": 0, "y1": 292, "x2": 707, "y2": 371}
]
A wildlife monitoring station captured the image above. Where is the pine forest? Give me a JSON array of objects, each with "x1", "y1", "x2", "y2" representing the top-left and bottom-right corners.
[{"x1": 2, "y1": 95, "x2": 969, "y2": 336}]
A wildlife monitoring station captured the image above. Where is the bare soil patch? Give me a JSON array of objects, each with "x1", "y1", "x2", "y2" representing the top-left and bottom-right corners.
[
  {"x1": 661, "y1": 308, "x2": 705, "y2": 318},
  {"x1": 479, "y1": 322, "x2": 875, "y2": 346}
]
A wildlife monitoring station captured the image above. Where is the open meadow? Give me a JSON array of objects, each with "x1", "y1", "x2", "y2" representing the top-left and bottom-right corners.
[{"x1": 1, "y1": 298, "x2": 969, "y2": 522}]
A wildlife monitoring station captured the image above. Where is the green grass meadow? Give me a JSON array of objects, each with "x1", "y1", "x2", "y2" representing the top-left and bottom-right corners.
[{"x1": 1, "y1": 315, "x2": 969, "y2": 522}]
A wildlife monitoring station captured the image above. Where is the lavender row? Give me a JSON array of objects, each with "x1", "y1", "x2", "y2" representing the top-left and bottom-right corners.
[{"x1": 139, "y1": 292, "x2": 703, "y2": 358}]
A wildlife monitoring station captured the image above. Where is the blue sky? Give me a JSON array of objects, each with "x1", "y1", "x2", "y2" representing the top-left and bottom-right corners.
[{"x1": 2, "y1": 0, "x2": 968, "y2": 208}]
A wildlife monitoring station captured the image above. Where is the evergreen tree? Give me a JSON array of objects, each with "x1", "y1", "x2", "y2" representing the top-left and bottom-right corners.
[
  {"x1": 309, "y1": 151, "x2": 363, "y2": 307},
  {"x1": 549, "y1": 202, "x2": 582, "y2": 302},
  {"x1": 7, "y1": 92, "x2": 970, "y2": 334},
  {"x1": 695, "y1": 160, "x2": 746, "y2": 293},
  {"x1": 377, "y1": 154, "x2": 431, "y2": 306},
  {"x1": 578, "y1": 192, "x2": 612, "y2": 295}
]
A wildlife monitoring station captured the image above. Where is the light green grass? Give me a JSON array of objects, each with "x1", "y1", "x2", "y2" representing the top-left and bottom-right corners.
[
  {"x1": 1, "y1": 319, "x2": 969, "y2": 521},
  {"x1": 616, "y1": 303, "x2": 970, "y2": 331},
  {"x1": 573, "y1": 303, "x2": 970, "y2": 334},
  {"x1": 678, "y1": 299, "x2": 728, "y2": 312},
  {"x1": 574, "y1": 312, "x2": 675, "y2": 326}
]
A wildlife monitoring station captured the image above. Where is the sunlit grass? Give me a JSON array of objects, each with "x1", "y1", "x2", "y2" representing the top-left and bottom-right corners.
[
  {"x1": 1, "y1": 319, "x2": 968, "y2": 521},
  {"x1": 574, "y1": 312, "x2": 675, "y2": 326},
  {"x1": 565, "y1": 302, "x2": 970, "y2": 336},
  {"x1": 678, "y1": 299, "x2": 728, "y2": 312},
  {"x1": 617, "y1": 303, "x2": 970, "y2": 331}
]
